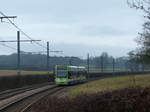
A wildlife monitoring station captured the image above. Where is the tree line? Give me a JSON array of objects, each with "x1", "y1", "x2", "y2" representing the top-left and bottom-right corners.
[{"x1": 0, "y1": 52, "x2": 144, "y2": 71}]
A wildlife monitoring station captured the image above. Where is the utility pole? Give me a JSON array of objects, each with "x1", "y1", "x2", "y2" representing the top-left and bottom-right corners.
[
  {"x1": 87, "y1": 53, "x2": 90, "y2": 74},
  {"x1": 17, "y1": 41, "x2": 62, "y2": 75},
  {"x1": 113, "y1": 58, "x2": 115, "y2": 73},
  {"x1": 46, "y1": 41, "x2": 63, "y2": 74},
  {"x1": 87, "y1": 53, "x2": 90, "y2": 79},
  {"x1": 101, "y1": 56, "x2": 103, "y2": 72},
  {"x1": 17, "y1": 31, "x2": 21, "y2": 75},
  {"x1": 0, "y1": 31, "x2": 41, "y2": 75},
  {"x1": 47, "y1": 42, "x2": 50, "y2": 74}
]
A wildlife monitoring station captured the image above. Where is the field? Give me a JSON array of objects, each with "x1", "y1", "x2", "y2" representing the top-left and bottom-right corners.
[
  {"x1": 0, "y1": 70, "x2": 51, "y2": 76},
  {"x1": 69, "y1": 74, "x2": 150, "y2": 98},
  {"x1": 89, "y1": 68, "x2": 128, "y2": 72}
]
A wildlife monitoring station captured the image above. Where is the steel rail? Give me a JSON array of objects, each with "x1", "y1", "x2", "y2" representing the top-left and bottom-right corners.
[
  {"x1": 0, "y1": 85, "x2": 58, "y2": 111},
  {"x1": 20, "y1": 87, "x2": 65, "y2": 112},
  {"x1": 0, "y1": 83, "x2": 53, "y2": 101}
]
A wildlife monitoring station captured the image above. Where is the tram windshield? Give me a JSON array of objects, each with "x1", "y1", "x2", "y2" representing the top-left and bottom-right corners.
[{"x1": 57, "y1": 70, "x2": 67, "y2": 77}]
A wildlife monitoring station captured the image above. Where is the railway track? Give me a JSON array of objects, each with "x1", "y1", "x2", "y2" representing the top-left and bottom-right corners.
[
  {"x1": 0, "y1": 77, "x2": 106, "y2": 112},
  {"x1": 21, "y1": 87, "x2": 66, "y2": 112},
  {"x1": 0, "y1": 84, "x2": 66, "y2": 112},
  {"x1": 0, "y1": 83, "x2": 53, "y2": 101}
]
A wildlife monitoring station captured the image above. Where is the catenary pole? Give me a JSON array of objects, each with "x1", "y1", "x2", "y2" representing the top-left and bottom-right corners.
[
  {"x1": 87, "y1": 53, "x2": 90, "y2": 79},
  {"x1": 113, "y1": 58, "x2": 115, "y2": 73},
  {"x1": 17, "y1": 31, "x2": 21, "y2": 75},
  {"x1": 47, "y1": 41, "x2": 50, "y2": 74}
]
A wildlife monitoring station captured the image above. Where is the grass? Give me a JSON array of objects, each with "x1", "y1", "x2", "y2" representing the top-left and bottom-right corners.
[
  {"x1": 89, "y1": 68, "x2": 128, "y2": 72},
  {"x1": 69, "y1": 74, "x2": 150, "y2": 98},
  {"x1": 0, "y1": 70, "x2": 52, "y2": 76}
]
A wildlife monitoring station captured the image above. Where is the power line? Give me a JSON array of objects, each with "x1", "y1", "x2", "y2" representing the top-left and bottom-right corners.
[
  {"x1": 0, "y1": 36, "x2": 17, "y2": 51},
  {"x1": 0, "y1": 43, "x2": 16, "y2": 51},
  {"x1": 0, "y1": 11, "x2": 47, "y2": 49},
  {"x1": 0, "y1": 42, "x2": 30, "y2": 53},
  {"x1": 0, "y1": 40, "x2": 41, "y2": 42},
  {"x1": 0, "y1": 39, "x2": 41, "y2": 52},
  {"x1": 0, "y1": 37, "x2": 17, "y2": 51},
  {"x1": 21, "y1": 50, "x2": 63, "y2": 54}
]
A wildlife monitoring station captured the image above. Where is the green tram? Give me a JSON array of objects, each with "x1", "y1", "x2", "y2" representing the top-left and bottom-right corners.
[{"x1": 55, "y1": 65, "x2": 87, "y2": 85}]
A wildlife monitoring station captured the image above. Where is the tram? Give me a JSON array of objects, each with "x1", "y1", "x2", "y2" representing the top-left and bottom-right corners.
[{"x1": 55, "y1": 65, "x2": 87, "y2": 85}]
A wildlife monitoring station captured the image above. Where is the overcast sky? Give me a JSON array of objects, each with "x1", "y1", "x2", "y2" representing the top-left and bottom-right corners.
[{"x1": 0, "y1": 0, "x2": 144, "y2": 58}]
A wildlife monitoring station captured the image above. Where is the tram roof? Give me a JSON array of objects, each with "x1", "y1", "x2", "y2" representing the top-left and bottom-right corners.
[
  {"x1": 68, "y1": 66, "x2": 85, "y2": 69},
  {"x1": 56, "y1": 65, "x2": 86, "y2": 69}
]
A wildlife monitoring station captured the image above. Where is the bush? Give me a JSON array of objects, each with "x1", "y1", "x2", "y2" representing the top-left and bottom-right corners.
[{"x1": 32, "y1": 87, "x2": 150, "y2": 112}]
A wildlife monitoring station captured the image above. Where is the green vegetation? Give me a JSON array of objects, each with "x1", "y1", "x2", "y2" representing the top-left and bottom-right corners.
[
  {"x1": 69, "y1": 74, "x2": 150, "y2": 98},
  {"x1": 0, "y1": 70, "x2": 51, "y2": 76}
]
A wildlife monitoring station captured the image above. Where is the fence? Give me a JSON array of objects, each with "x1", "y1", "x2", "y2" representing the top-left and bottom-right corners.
[{"x1": 87, "y1": 57, "x2": 149, "y2": 73}]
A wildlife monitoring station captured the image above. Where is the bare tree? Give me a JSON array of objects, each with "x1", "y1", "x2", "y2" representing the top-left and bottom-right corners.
[
  {"x1": 127, "y1": 0, "x2": 150, "y2": 63},
  {"x1": 127, "y1": 0, "x2": 150, "y2": 16}
]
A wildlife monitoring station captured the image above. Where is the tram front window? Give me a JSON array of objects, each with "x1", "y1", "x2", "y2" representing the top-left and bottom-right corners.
[{"x1": 57, "y1": 70, "x2": 67, "y2": 77}]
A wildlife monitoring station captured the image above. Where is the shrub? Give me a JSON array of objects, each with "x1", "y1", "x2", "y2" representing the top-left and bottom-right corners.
[{"x1": 32, "y1": 87, "x2": 150, "y2": 112}]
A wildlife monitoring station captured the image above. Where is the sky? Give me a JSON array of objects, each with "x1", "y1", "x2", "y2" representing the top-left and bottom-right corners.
[{"x1": 0, "y1": 0, "x2": 144, "y2": 58}]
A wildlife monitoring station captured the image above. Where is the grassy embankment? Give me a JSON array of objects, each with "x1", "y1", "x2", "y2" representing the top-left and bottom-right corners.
[
  {"x1": 69, "y1": 74, "x2": 150, "y2": 98},
  {"x1": 31, "y1": 74, "x2": 150, "y2": 112}
]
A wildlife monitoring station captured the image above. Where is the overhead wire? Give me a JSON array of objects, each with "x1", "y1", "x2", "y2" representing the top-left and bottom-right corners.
[
  {"x1": 0, "y1": 43, "x2": 16, "y2": 51},
  {"x1": 0, "y1": 11, "x2": 47, "y2": 49},
  {"x1": 0, "y1": 40, "x2": 27, "y2": 53},
  {"x1": 0, "y1": 11, "x2": 62, "y2": 55},
  {"x1": 0, "y1": 36, "x2": 17, "y2": 51},
  {"x1": 0, "y1": 37, "x2": 28, "y2": 53}
]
